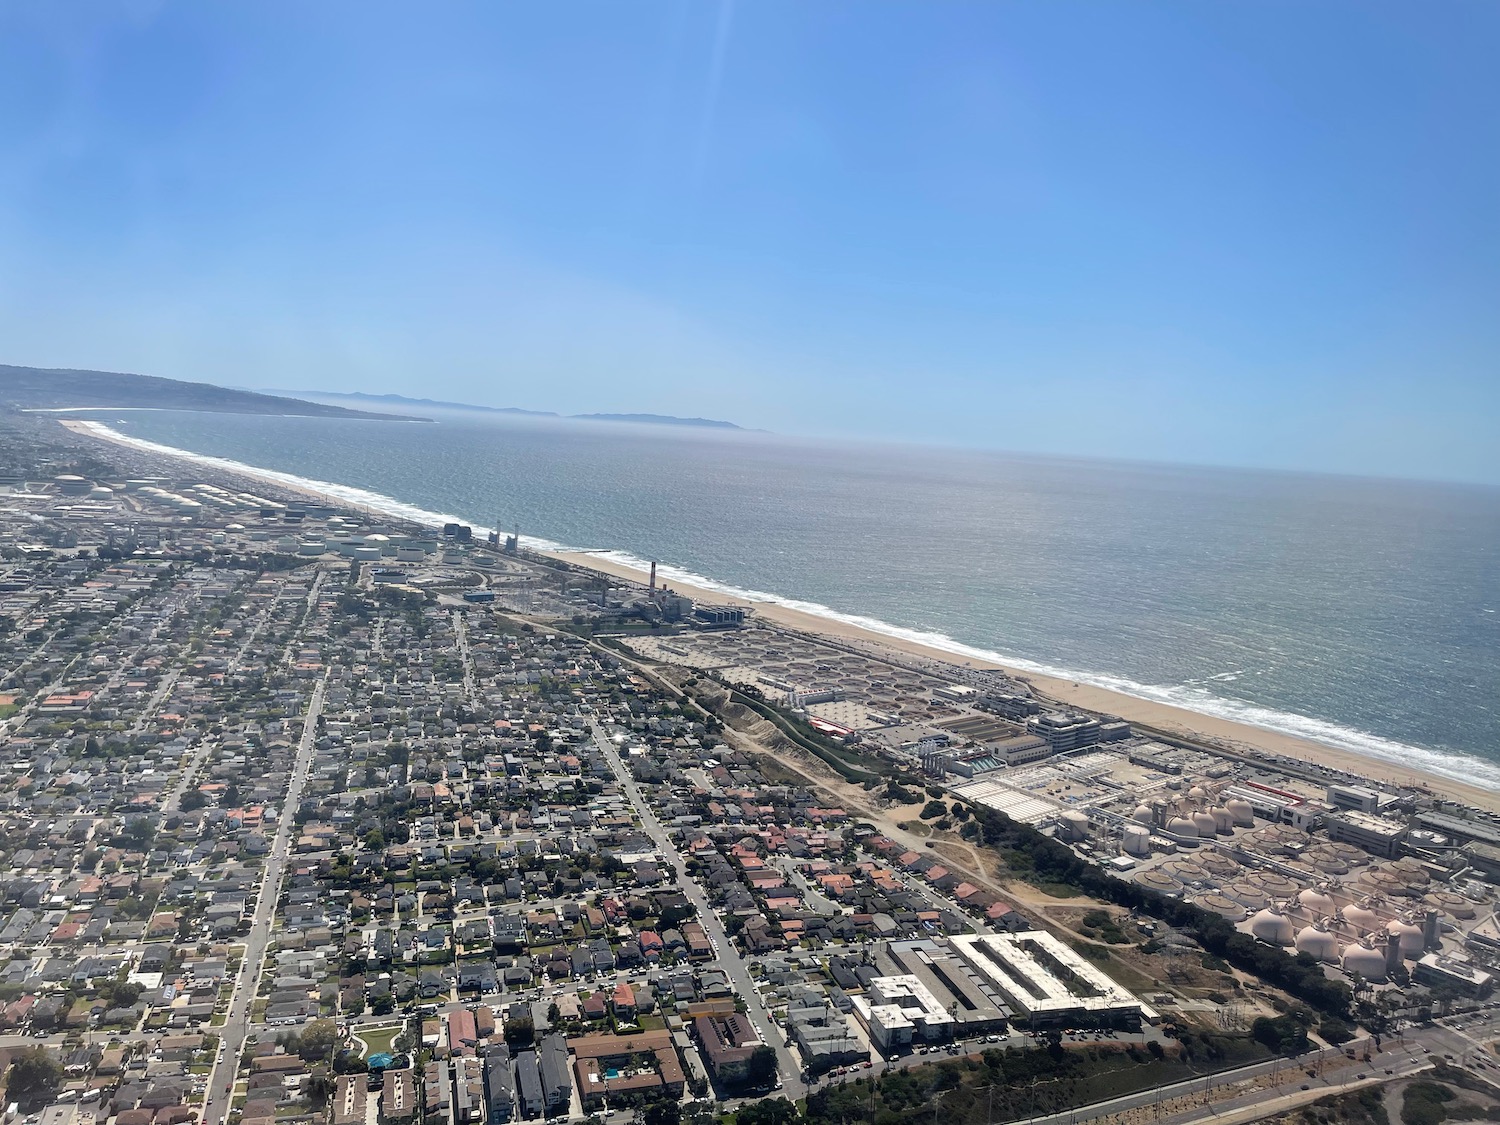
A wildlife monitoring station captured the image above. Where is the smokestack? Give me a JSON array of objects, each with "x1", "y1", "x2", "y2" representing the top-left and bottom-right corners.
[
  {"x1": 649, "y1": 562, "x2": 657, "y2": 591},
  {"x1": 1385, "y1": 931, "x2": 1403, "y2": 975},
  {"x1": 1423, "y1": 909, "x2": 1441, "y2": 951}
]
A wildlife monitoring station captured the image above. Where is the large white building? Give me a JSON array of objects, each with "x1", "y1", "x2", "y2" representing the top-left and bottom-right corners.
[
  {"x1": 850, "y1": 975, "x2": 955, "y2": 1051},
  {"x1": 949, "y1": 932, "x2": 1155, "y2": 1029}
]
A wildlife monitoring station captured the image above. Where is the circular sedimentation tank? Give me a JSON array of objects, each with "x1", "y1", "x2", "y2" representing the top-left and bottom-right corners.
[
  {"x1": 1224, "y1": 881, "x2": 1270, "y2": 910},
  {"x1": 1249, "y1": 871, "x2": 1300, "y2": 898},
  {"x1": 1195, "y1": 894, "x2": 1246, "y2": 920},
  {"x1": 1138, "y1": 870, "x2": 1181, "y2": 894},
  {"x1": 1199, "y1": 852, "x2": 1242, "y2": 879},
  {"x1": 1424, "y1": 892, "x2": 1475, "y2": 920}
]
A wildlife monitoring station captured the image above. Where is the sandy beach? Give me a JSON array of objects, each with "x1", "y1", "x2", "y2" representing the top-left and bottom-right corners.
[
  {"x1": 552, "y1": 549, "x2": 1500, "y2": 816},
  {"x1": 60, "y1": 417, "x2": 1500, "y2": 816}
]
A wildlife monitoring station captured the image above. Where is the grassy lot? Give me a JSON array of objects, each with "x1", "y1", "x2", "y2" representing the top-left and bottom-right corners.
[{"x1": 355, "y1": 1024, "x2": 404, "y2": 1058}]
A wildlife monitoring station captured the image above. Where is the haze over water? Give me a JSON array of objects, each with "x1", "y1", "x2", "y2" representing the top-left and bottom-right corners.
[{"x1": 95, "y1": 408, "x2": 1500, "y2": 788}]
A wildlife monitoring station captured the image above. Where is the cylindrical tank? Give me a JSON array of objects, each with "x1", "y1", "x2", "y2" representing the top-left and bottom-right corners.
[
  {"x1": 1387, "y1": 917, "x2": 1424, "y2": 958},
  {"x1": 297, "y1": 540, "x2": 325, "y2": 556},
  {"x1": 1341, "y1": 940, "x2": 1388, "y2": 982},
  {"x1": 1122, "y1": 825, "x2": 1152, "y2": 857},
  {"x1": 1225, "y1": 798, "x2": 1255, "y2": 827},
  {"x1": 1137, "y1": 870, "x2": 1181, "y2": 895},
  {"x1": 1295, "y1": 924, "x2": 1340, "y2": 963},
  {"x1": 1058, "y1": 811, "x2": 1089, "y2": 842},
  {"x1": 1249, "y1": 907, "x2": 1294, "y2": 945}
]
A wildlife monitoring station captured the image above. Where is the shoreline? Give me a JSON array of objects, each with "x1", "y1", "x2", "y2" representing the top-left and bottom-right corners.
[{"x1": 58, "y1": 417, "x2": 1500, "y2": 816}]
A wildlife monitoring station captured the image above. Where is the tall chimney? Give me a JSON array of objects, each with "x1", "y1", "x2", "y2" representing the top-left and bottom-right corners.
[
  {"x1": 649, "y1": 562, "x2": 657, "y2": 591},
  {"x1": 1423, "y1": 910, "x2": 1441, "y2": 951},
  {"x1": 1385, "y1": 931, "x2": 1403, "y2": 975}
]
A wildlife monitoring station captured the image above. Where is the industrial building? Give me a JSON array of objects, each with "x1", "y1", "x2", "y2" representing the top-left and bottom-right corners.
[
  {"x1": 949, "y1": 932, "x2": 1153, "y2": 1030},
  {"x1": 1325, "y1": 811, "x2": 1408, "y2": 858},
  {"x1": 1412, "y1": 953, "x2": 1495, "y2": 999},
  {"x1": 850, "y1": 975, "x2": 956, "y2": 1051}
]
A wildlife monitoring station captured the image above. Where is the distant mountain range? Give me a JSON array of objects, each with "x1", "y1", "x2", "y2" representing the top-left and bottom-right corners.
[
  {"x1": 273, "y1": 389, "x2": 747, "y2": 430},
  {"x1": 0, "y1": 364, "x2": 421, "y2": 420}
]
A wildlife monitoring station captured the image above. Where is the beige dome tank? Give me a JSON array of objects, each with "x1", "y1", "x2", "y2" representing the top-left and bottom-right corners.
[
  {"x1": 1167, "y1": 815, "x2": 1198, "y2": 838},
  {"x1": 1131, "y1": 803, "x2": 1154, "y2": 825},
  {"x1": 1341, "y1": 939, "x2": 1388, "y2": 982},
  {"x1": 1225, "y1": 798, "x2": 1255, "y2": 827},
  {"x1": 1249, "y1": 907, "x2": 1295, "y2": 945},
  {"x1": 1192, "y1": 810, "x2": 1219, "y2": 837},
  {"x1": 1341, "y1": 901, "x2": 1380, "y2": 933},
  {"x1": 1387, "y1": 916, "x2": 1425, "y2": 958},
  {"x1": 1188, "y1": 785, "x2": 1208, "y2": 801},
  {"x1": 1295, "y1": 923, "x2": 1341, "y2": 963},
  {"x1": 1297, "y1": 888, "x2": 1337, "y2": 917},
  {"x1": 1208, "y1": 806, "x2": 1233, "y2": 834}
]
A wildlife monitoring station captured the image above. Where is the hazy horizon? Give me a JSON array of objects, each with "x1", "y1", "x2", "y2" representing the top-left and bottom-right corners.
[{"x1": 2, "y1": 2, "x2": 1497, "y2": 483}]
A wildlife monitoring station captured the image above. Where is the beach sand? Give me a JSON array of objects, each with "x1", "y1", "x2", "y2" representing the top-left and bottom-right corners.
[
  {"x1": 552, "y1": 549, "x2": 1500, "y2": 816},
  {"x1": 60, "y1": 418, "x2": 1500, "y2": 816}
]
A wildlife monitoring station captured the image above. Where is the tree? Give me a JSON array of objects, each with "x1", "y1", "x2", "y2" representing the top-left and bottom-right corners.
[
  {"x1": 745, "y1": 1044, "x2": 779, "y2": 1089},
  {"x1": 180, "y1": 789, "x2": 209, "y2": 811},
  {"x1": 735, "y1": 1098, "x2": 798, "y2": 1125},
  {"x1": 221, "y1": 782, "x2": 243, "y2": 809},
  {"x1": 298, "y1": 1019, "x2": 338, "y2": 1062},
  {"x1": 642, "y1": 1099, "x2": 681, "y2": 1125},
  {"x1": 504, "y1": 1016, "x2": 534, "y2": 1048},
  {"x1": 305, "y1": 1072, "x2": 335, "y2": 1108},
  {"x1": 6, "y1": 1048, "x2": 62, "y2": 1111},
  {"x1": 363, "y1": 828, "x2": 385, "y2": 851}
]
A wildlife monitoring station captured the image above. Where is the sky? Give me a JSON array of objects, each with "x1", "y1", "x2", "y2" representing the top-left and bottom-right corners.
[{"x1": 0, "y1": 2, "x2": 1497, "y2": 484}]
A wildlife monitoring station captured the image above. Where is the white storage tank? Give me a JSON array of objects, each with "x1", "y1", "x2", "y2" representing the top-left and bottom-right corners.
[
  {"x1": 1295, "y1": 923, "x2": 1340, "y2": 962},
  {"x1": 1341, "y1": 939, "x2": 1388, "y2": 982},
  {"x1": 1057, "y1": 811, "x2": 1090, "y2": 842},
  {"x1": 1122, "y1": 825, "x2": 1152, "y2": 857},
  {"x1": 1387, "y1": 916, "x2": 1425, "y2": 959},
  {"x1": 1225, "y1": 798, "x2": 1255, "y2": 827},
  {"x1": 1249, "y1": 907, "x2": 1294, "y2": 945}
]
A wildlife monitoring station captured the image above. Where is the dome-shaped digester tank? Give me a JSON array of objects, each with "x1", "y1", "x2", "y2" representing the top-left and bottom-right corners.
[
  {"x1": 1208, "y1": 806, "x2": 1233, "y2": 834},
  {"x1": 1341, "y1": 940, "x2": 1388, "y2": 982},
  {"x1": 1188, "y1": 785, "x2": 1208, "y2": 801},
  {"x1": 1387, "y1": 917, "x2": 1425, "y2": 958},
  {"x1": 1297, "y1": 888, "x2": 1337, "y2": 917},
  {"x1": 1167, "y1": 815, "x2": 1198, "y2": 838},
  {"x1": 1131, "y1": 804, "x2": 1154, "y2": 826},
  {"x1": 1122, "y1": 825, "x2": 1152, "y2": 857},
  {"x1": 1295, "y1": 923, "x2": 1340, "y2": 963},
  {"x1": 1225, "y1": 798, "x2": 1255, "y2": 828},
  {"x1": 1341, "y1": 901, "x2": 1380, "y2": 934},
  {"x1": 1191, "y1": 810, "x2": 1219, "y2": 837},
  {"x1": 1249, "y1": 907, "x2": 1295, "y2": 945}
]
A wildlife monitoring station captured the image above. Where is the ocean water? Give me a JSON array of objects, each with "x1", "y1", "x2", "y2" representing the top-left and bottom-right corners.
[{"x1": 79, "y1": 408, "x2": 1500, "y2": 788}]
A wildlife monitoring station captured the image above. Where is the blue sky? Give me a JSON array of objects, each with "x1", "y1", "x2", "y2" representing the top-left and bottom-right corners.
[{"x1": 1, "y1": 2, "x2": 1497, "y2": 483}]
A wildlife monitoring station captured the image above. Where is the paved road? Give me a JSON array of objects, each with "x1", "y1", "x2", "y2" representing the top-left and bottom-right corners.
[
  {"x1": 200, "y1": 674, "x2": 327, "y2": 1125},
  {"x1": 590, "y1": 718, "x2": 806, "y2": 1101},
  {"x1": 1018, "y1": 1008, "x2": 1500, "y2": 1125}
]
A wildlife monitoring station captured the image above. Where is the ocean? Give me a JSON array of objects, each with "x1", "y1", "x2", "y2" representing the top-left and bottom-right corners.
[{"x1": 75, "y1": 407, "x2": 1500, "y2": 789}]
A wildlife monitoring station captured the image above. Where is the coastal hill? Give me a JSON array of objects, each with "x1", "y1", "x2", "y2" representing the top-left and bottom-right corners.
[
  {"x1": 275, "y1": 389, "x2": 747, "y2": 430},
  {"x1": 0, "y1": 364, "x2": 425, "y2": 420}
]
